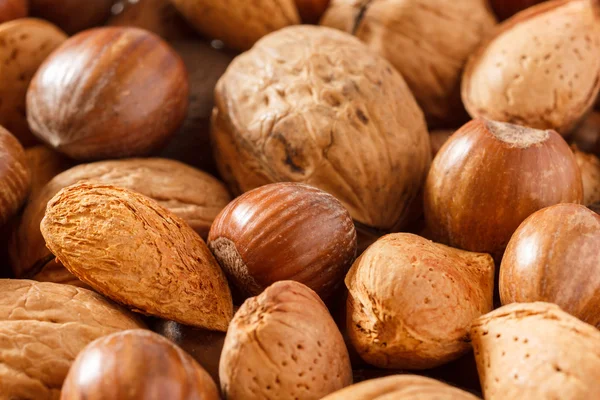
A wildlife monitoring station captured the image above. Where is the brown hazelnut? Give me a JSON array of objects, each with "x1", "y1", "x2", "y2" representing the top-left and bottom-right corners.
[
  {"x1": 346, "y1": 233, "x2": 494, "y2": 370},
  {"x1": 0, "y1": 18, "x2": 66, "y2": 147},
  {"x1": 0, "y1": 126, "x2": 30, "y2": 226},
  {"x1": 429, "y1": 129, "x2": 454, "y2": 158},
  {"x1": 489, "y1": 0, "x2": 547, "y2": 20},
  {"x1": 41, "y1": 182, "x2": 233, "y2": 331},
  {"x1": 424, "y1": 118, "x2": 582, "y2": 258},
  {"x1": 61, "y1": 330, "x2": 219, "y2": 400},
  {"x1": 321, "y1": 0, "x2": 496, "y2": 127},
  {"x1": 500, "y1": 204, "x2": 600, "y2": 327},
  {"x1": 572, "y1": 145, "x2": 600, "y2": 205},
  {"x1": 569, "y1": 111, "x2": 600, "y2": 153},
  {"x1": 590, "y1": 201, "x2": 600, "y2": 214},
  {"x1": 27, "y1": 27, "x2": 189, "y2": 161},
  {"x1": 29, "y1": 0, "x2": 113, "y2": 34},
  {"x1": 24, "y1": 146, "x2": 73, "y2": 200},
  {"x1": 0, "y1": 0, "x2": 27, "y2": 23},
  {"x1": 212, "y1": 25, "x2": 431, "y2": 233},
  {"x1": 321, "y1": 375, "x2": 479, "y2": 400},
  {"x1": 471, "y1": 302, "x2": 600, "y2": 399},
  {"x1": 171, "y1": 0, "x2": 300, "y2": 51},
  {"x1": 295, "y1": 0, "x2": 330, "y2": 23},
  {"x1": 220, "y1": 280, "x2": 352, "y2": 400},
  {"x1": 462, "y1": 0, "x2": 600, "y2": 134},
  {"x1": 208, "y1": 182, "x2": 357, "y2": 299}
]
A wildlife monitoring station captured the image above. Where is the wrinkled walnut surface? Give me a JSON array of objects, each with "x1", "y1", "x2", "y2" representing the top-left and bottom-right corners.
[{"x1": 0, "y1": 126, "x2": 29, "y2": 226}]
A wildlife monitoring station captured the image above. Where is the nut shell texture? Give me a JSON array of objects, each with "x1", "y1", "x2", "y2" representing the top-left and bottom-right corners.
[
  {"x1": 346, "y1": 233, "x2": 494, "y2": 369},
  {"x1": 462, "y1": 0, "x2": 600, "y2": 134},
  {"x1": 212, "y1": 25, "x2": 430, "y2": 231},
  {"x1": 208, "y1": 182, "x2": 357, "y2": 298},
  {"x1": 27, "y1": 27, "x2": 189, "y2": 160},
  {"x1": 60, "y1": 330, "x2": 219, "y2": 400},
  {"x1": 471, "y1": 302, "x2": 600, "y2": 399},
  {"x1": 0, "y1": 279, "x2": 143, "y2": 400},
  {"x1": 0, "y1": 126, "x2": 29, "y2": 225},
  {"x1": 29, "y1": 0, "x2": 113, "y2": 34},
  {"x1": 500, "y1": 204, "x2": 600, "y2": 327},
  {"x1": 40, "y1": 182, "x2": 233, "y2": 331},
  {"x1": 220, "y1": 281, "x2": 352, "y2": 400},
  {"x1": 572, "y1": 146, "x2": 600, "y2": 206}
]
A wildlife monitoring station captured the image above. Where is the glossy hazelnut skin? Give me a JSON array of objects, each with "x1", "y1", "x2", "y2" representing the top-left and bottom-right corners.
[
  {"x1": 30, "y1": 0, "x2": 113, "y2": 34},
  {"x1": 208, "y1": 182, "x2": 357, "y2": 299},
  {"x1": 500, "y1": 204, "x2": 600, "y2": 327},
  {"x1": 296, "y1": 0, "x2": 330, "y2": 23},
  {"x1": 60, "y1": 330, "x2": 220, "y2": 400},
  {"x1": 0, "y1": 0, "x2": 27, "y2": 23},
  {"x1": 27, "y1": 27, "x2": 189, "y2": 161},
  {"x1": 0, "y1": 126, "x2": 30, "y2": 225},
  {"x1": 424, "y1": 118, "x2": 582, "y2": 258},
  {"x1": 490, "y1": 0, "x2": 547, "y2": 20}
]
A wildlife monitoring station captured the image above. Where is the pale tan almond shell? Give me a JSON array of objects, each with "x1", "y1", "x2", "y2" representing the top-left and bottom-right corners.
[
  {"x1": 170, "y1": 0, "x2": 300, "y2": 51},
  {"x1": 0, "y1": 279, "x2": 144, "y2": 400},
  {"x1": 40, "y1": 182, "x2": 233, "y2": 332},
  {"x1": 462, "y1": 0, "x2": 600, "y2": 134},
  {"x1": 572, "y1": 146, "x2": 600, "y2": 205},
  {"x1": 24, "y1": 146, "x2": 73, "y2": 200},
  {"x1": 212, "y1": 25, "x2": 430, "y2": 231},
  {"x1": 321, "y1": 375, "x2": 480, "y2": 400},
  {"x1": 346, "y1": 233, "x2": 494, "y2": 370},
  {"x1": 0, "y1": 19, "x2": 67, "y2": 146},
  {"x1": 471, "y1": 302, "x2": 600, "y2": 399},
  {"x1": 321, "y1": 0, "x2": 497, "y2": 127}
]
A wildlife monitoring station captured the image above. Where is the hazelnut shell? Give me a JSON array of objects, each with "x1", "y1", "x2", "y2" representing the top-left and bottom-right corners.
[
  {"x1": 0, "y1": 0, "x2": 27, "y2": 23},
  {"x1": 29, "y1": 0, "x2": 113, "y2": 34},
  {"x1": 24, "y1": 146, "x2": 73, "y2": 200}
]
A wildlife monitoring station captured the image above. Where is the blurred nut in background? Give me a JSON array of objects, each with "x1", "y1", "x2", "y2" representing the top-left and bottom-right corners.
[
  {"x1": 500, "y1": 204, "x2": 600, "y2": 327},
  {"x1": 490, "y1": 0, "x2": 547, "y2": 20},
  {"x1": 471, "y1": 302, "x2": 600, "y2": 399},
  {"x1": 424, "y1": 119, "x2": 582, "y2": 258},
  {"x1": 346, "y1": 233, "x2": 494, "y2": 369},
  {"x1": 321, "y1": 0, "x2": 496, "y2": 127},
  {"x1": 220, "y1": 281, "x2": 352, "y2": 400},
  {"x1": 27, "y1": 27, "x2": 189, "y2": 160},
  {"x1": 0, "y1": 126, "x2": 29, "y2": 226},
  {"x1": 0, "y1": 0, "x2": 27, "y2": 23},
  {"x1": 295, "y1": 0, "x2": 330, "y2": 23},
  {"x1": 0, "y1": 18, "x2": 66, "y2": 147},
  {"x1": 462, "y1": 0, "x2": 600, "y2": 134},
  {"x1": 212, "y1": 25, "x2": 431, "y2": 234},
  {"x1": 208, "y1": 182, "x2": 357, "y2": 299},
  {"x1": 569, "y1": 111, "x2": 600, "y2": 153},
  {"x1": 429, "y1": 130, "x2": 454, "y2": 158},
  {"x1": 24, "y1": 146, "x2": 73, "y2": 199},
  {"x1": 61, "y1": 330, "x2": 219, "y2": 400},
  {"x1": 29, "y1": 0, "x2": 113, "y2": 34},
  {"x1": 572, "y1": 146, "x2": 600, "y2": 205}
]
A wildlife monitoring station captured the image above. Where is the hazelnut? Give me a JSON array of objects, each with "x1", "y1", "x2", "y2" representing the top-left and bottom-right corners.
[
  {"x1": 27, "y1": 27, "x2": 189, "y2": 161},
  {"x1": 424, "y1": 118, "x2": 582, "y2": 258},
  {"x1": 490, "y1": 0, "x2": 547, "y2": 20},
  {"x1": 295, "y1": 0, "x2": 330, "y2": 23},
  {"x1": 345, "y1": 233, "x2": 494, "y2": 369},
  {"x1": 220, "y1": 281, "x2": 352, "y2": 400},
  {"x1": 212, "y1": 25, "x2": 431, "y2": 233},
  {"x1": 462, "y1": 0, "x2": 600, "y2": 134},
  {"x1": 572, "y1": 145, "x2": 600, "y2": 205},
  {"x1": 208, "y1": 182, "x2": 357, "y2": 299},
  {"x1": 471, "y1": 302, "x2": 600, "y2": 399},
  {"x1": 321, "y1": 0, "x2": 496, "y2": 127},
  {"x1": 171, "y1": 0, "x2": 300, "y2": 51},
  {"x1": 0, "y1": 0, "x2": 27, "y2": 23},
  {"x1": 24, "y1": 146, "x2": 73, "y2": 199},
  {"x1": 61, "y1": 330, "x2": 219, "y2": 400},
  {"x1": 569, "y1": 111, "x2": 600, "y2": 153},
  {"x1": 590, "y1": 201, "x2": 600, "y2": 214},
  {"x1": 0, "y1": 18, "x2": 66, "y2": 147},
  {"x1": 41, "y1": 182, "x2": 233, "y2": 331},
  {"x1": 321, "y1": 375, "x2": 479, "y2": 400},
  {"x1": 500, "y1": 203, "x2": 600, "y2": 327},
  {"x1": 0, "y1": 126, "x2": 30, "y2": 226},
  {"x1": 29, "y1": 0, "x2": 113, "y2": 34},
  {"x1": 0, "y1": 279, "x2": 144, "y2": 398},
  {"x1": 429, "y1": 129, "x2": 454, "y2": 158}
]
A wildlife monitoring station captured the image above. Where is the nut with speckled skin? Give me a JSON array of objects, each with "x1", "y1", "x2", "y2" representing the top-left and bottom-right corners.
[
  {"x1": 61, "y1": 330, "x2": 219, "y2": 400},
  {"x1": 212, "y1": 25, "x2": 430, "y2": 234},
  {"x1": 208, "y1": 182, "x2": 357, "y2": 299},
  {"x1": 27, "y1": 27, "x2": 189, "y2": 160},
  {"x1": 29, "y1": 0, "x2": 113, "y2": 34},
  {"x1": 321, "y1": 375, "x2": 480, "y2": 400},
  {"x1": 0, "y1": 0, "x2": 27, "y2": 23},
  {"x1": 500, "y1": 204, "x2": 600, "y2": 327},
  {"x1": 471, "y1": 302, "x2": 600, "y2": 399},
  {"x1": 572, "y1": 146, "x2": 600, "y2": 205},
  {"x1": 462, "y1": 0, "x2": 600, "y2": 134},
  {"x1": 0, "y1": 279, "x2": 144, "y2": 399},
  {"x1": 220, "y1": 280, "x2": 352, "y2": 400},
  {"x1": 345, "y1": 233, "x2": 494, "y2": 370},
  {"x1": 40, "y1": 182, "x2": 233, "y2": 331},
  {"x1": 0, "y1": 126, "x2": 29, "y2": 226},
  {"x1": 424, "y1": 118, "x2": 582, "y2": 258}
]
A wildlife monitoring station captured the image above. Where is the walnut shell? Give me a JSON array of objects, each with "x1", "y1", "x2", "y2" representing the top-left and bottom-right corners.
[
  {"x1": 29, "y1": 0, "x2": 113, "y2": 34},
  {"x1": 170, "y1": 0, "x2": 299, "y2": 51},
  {"x1": 212, "y1": 25, "x2": 430, "y2": 232},
  {"x1": 220, "y1": 281, "x2": 352, "y2": 400},
  {"x1": 61, "y1": 330, "x2": 219, "y2": 400},
  {"x1": 0, "y1": 279, "x2": 144, "y2": 399},
  {"x1": 462, "y1": 0, "x2": 600, "y2": 134},
  {"x1": 27, "y1": 27, "x2": 189, "y2": 160},
  {"x1": 321, "y1": 375, "x2": 480, "y2": 400},
  {"x1": 572, "y1": 146, "x2": 600, "y2": 205},
  {"x1": 24, "y1": 146, "x2": 73, "y2": 200},
  {"x1": 40, "y1": 182, "x2": 233, "y2": 331},
  {"x1": 321, "y1": 0, "x2": 496, "y2": 127},
  {"x1": 0, "y1": 126, "x2": 29, "y2": 226},
  {"x1": 346, "y1": 233, "x2": 494, "y2": 370},
  {"x1": 10, "y1": 158, "x2": 231, "y2": 280},
  {"x1": 0, "y1": 0, "x2": 27, "y2": 22},
  {"x1": 471, "y1": 302, "x2": 600, "y2": 399}
]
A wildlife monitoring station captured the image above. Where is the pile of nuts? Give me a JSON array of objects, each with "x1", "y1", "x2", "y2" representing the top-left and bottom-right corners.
[{"x1": 1, "y1": 0, "x2": 600, "y2": 399}]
